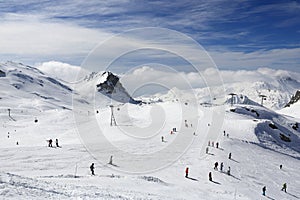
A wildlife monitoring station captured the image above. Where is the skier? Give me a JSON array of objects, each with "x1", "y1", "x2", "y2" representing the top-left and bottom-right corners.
[
  {"x1": 90, "y1": 163, "x2": 95, "y2": 175},
  {"x1": 280, "y1": 164, "x2": 282, "y2": 169},
  {"x1": 170, "y1": 130, "x2": 173, "y2": 135},
  {"x1": 212, "y1": 142, "x2": 214, "y2": 147},
  {"x1": 262, "y1": 186, "x2": 266, "y2": 196},
  {"x1": 220, "y1": 162, "x2": 224, "y2": 171},
  {"x1": 208, "y1": 141, "x2": 210, "y2": 146},
  {"x1": 281, "y1": 183, "x2": 287, "y2": 192},
  {"x1": 216, "y1": 142, "x2": 219, "y2": 149},
  {"x1": 227, "y1": 133, "x2": 229, "y2": 138},
  {"x1": 223, "y1": 130, "x2": 226, "y2": 136},
  {"x1": 227, "y1": 167, "x2": 231, "y2": 175},
  {"x1": 55, "y1": 139, "x2": 59, "y2": 147},
  {"x1": 48, "y1": 139, "x2": 53, "y2": 147},
  {"x1": 161, "y1": 136, "x2": 165, "y2": 142},
  {"x1": 109, "y1": 155, "x2": 113, "y2": 165},
  {"x1": 206, "y1": 147, "x2": 209, "y2": 154},
  {"x1": 214, "y1": 162, "x2": 218, "y2": 170},
  {"x1": 185, "y1": 167, "x2": 189, "y2": 178},
  {"x1": 209, "y1": 172, "x2": 212, "y2": 181},
  {"x1": 228, "y1": 153, "x2": 232, "y2": 159}
]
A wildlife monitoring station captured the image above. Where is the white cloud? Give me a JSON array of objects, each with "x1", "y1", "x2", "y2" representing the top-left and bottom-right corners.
[
  {"x1": 33, "y1": 60, "x2": 300, "y2": 98},
  {"x1": 35, "y1": 61, "x2": 87, "y2": 82},
  {"x1": 120, "y1": 65, "x2": 300, "y2": 96},
  {"x1": 0, "y1": 14, "x2": 111, "y2": 56}
]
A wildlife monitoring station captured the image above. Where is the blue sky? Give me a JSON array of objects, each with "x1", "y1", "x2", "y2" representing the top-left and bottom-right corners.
[{"x1": 0, "y1": 0, "x2": 299, "y2": 72}]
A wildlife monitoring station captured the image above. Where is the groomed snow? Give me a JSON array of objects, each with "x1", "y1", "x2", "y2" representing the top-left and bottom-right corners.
[{"x1": 1, "y1": 62, "x2": 300, "y2": 199}]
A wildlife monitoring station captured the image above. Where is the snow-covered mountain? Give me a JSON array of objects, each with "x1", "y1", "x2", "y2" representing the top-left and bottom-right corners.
[
  {"x1": 1, "y1": 61, "x2": 300, "y2": 200},
  {"x1": 0, "y1": 61, "x2": 73, "y2": 111},
  {"x1": 225, "y1": 94, "x2": 261, "y2": 107},
  {"x1": 95, "y1": 71, "x2": 141, "y2": 104},
  {"x1": 229, "y1": 104, "x2": 300, "y2": 156},
  {"x1": 223, "y1": 77, "x2": 300, "y2": 109}
]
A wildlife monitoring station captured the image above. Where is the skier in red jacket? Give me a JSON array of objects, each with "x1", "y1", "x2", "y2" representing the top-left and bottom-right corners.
[{"x1": 185, "y1": 167, "x2": 189, "y2": 178}]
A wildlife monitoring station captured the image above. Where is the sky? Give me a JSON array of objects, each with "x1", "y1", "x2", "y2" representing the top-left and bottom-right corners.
[{"x1": 0, "y1": 0, "x2": 299, "y2": 72}]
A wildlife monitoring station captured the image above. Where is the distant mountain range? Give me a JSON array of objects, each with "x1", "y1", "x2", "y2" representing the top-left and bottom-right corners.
[{"x1": 1, "y1": 61, "x2": 299, "y2": 111}]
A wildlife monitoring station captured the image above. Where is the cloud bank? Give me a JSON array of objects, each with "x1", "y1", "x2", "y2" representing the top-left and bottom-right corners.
[{"x1": 37, "y1": 61, "x2": 300, "y2": 97}]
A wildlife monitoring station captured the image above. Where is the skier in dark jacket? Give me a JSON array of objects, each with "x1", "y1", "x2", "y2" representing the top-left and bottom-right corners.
[
  {"x1": 281, "y1": 183, "x2": 287, "y2": 192},
  {"x1": 227, "y1": 167, "x2": 231, "y2": 175},
  {"x1": 55, "y1": 139, "x2": 59, "y2": 147},
  {"x1": 48, "y1": 139, "x2": 53, "y2": 147},
  {"x1": 228, "y1": 153, "x2": 232, "y2": 159},
  {"x1": 209, "y1": 172, "x2": 212, "y2": 181},
  {"x1": 214, "y1": 162, "x2": 218, "y2": 170},
  {"x1": 220, "y1": 162, "x2": 224, "y2": 171},
  {"x1": 262, "y1": 186, "x2": 266, "y2": 196},
  {"x1": 90, "y1": 163, "x2": 95, "y2": 175},
  {"x1": 109, "y1": 156, "x2": 113, "y2": 165}
]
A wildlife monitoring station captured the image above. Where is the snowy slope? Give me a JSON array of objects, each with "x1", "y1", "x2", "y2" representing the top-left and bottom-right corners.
[
  {"x1": 0, "y1": 61, "x2": 73, "y2": 111},
  {"x1": 278, "y1": 101, "x2": 300, "y2": 119},
  {"x1": 1, "y1": 103, "x2": 300, "y2": 199},
  {"x1": 0, "y1": 61, "x2": 300, "y2": 199},
  {"x1": 228, "y1": 104, "x2": 300, "y2": 158}
]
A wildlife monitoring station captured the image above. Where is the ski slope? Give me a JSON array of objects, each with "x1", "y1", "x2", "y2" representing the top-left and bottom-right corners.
[
  {"x1": 0, "y1": 62, "x2": 300, "y2": 199},
  {"x1": 1, "y1": 102, "x2": 300, "y2": 199}
]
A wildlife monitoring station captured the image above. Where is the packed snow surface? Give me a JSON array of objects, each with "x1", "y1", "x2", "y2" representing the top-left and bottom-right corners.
[{"x1": 0, "y1": 62, "x2": 300, "y2": 199}]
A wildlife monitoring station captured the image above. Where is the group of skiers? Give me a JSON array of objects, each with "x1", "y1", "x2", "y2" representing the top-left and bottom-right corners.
[
  {"x1": 206, "y1": 140, "x2": 222, "y2": 154},
  {"x1": 223, "y1": 130, "x2": 229, "y2": 138},
  {"x1": 47, "y1": 138, "x2": 60, "y2": 148},
  {"x1": 87, "y1": 127, "x2": 290, "y2": 198},
  {"x1": 170, "y1": 128, "x2": 177, "y2": 135},
  {"x1": 213, "y1": 161, "x2": 228, "y2": 173},
  {"x1": 207, "y1": 141, "x2": 220, "y2": 149},
  {"x1": 184, "y1": 120, "x2": 192, "y2": 128},
  {"x1": 262, "y1": 182, "x2": 287, "y2": 196},
  {"x1": 207, "y1": 130, "x2": 289, "y2": 196},
  {"x1": 162, "y1": 127, "x2": 178, "y2": 142},
  {"x1": 261, "y1": 165, "x2": 287, "y2": 196},
  {"x1": 185, "y1": 166, "x2": 231, "y2": 182}
]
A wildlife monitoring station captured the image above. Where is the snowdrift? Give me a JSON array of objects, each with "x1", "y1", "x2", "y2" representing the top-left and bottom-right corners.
[{"x1": 229, "y1": 105, "x2": 300, "y2": 157}]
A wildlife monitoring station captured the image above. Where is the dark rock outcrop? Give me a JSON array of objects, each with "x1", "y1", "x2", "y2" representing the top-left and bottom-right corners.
[
  {"x1": 96, "y1": 72, "x2": 141, "y2": 104},
  {"x1": 285, "y1": 90, "x2": 300, "y2": 107}
]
